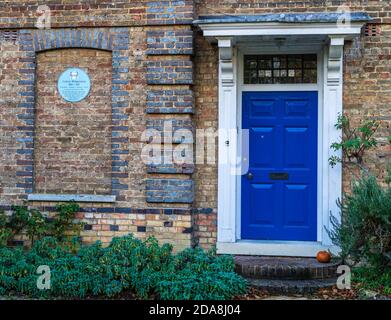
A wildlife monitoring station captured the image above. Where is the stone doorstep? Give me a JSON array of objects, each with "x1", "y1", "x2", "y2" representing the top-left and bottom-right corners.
[
  {"x1": 248, "y1": 278, "x2": 339, "y2": 295},
  {"x1": 235, "y1": 255, "x2": 341, "y2": 280}
]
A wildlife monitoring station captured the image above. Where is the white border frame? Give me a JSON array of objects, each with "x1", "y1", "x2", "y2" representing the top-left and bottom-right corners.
[{"x1": 200, "y1": 22, "x2": 366, "y2": 257}]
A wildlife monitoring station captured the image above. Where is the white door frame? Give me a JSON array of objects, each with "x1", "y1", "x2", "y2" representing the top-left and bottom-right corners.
[{"x1": 198, "y1": 22, "x2": 366, "y2": 257}]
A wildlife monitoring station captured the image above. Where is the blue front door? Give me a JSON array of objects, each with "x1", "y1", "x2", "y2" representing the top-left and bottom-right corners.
[{"x1": 241, "y1": 91, "x2": 318, "y2": 241}]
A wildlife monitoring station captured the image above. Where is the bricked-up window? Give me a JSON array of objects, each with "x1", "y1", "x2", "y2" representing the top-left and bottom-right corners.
[
  {"x1": 244, "y1": 54, "x2": 317, "y2": 84},
  {"x1": 34, "y1": 49, "x2": 112, "y2": 195}
]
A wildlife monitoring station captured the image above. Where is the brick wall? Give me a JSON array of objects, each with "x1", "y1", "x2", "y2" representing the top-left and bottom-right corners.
[
  {"x1": 34, "y1": 49, "x2": 112, "y2": 195},
  {"x1": 192, "y1": 31, "x2": 218, "y2": 248},
  {"x1": 343, "y1": 23, "x2": 391, "y2": 190},
  {"x1": 0, "y1": 1, "x2": 196, "y2": 251},
  {"x1": 1, "y1": 1, "x2": 390, "y2": 251},
  {"x1": 0, "y1": 34, "x2": 25, "y2": 205},
  {"x1": 146, "y1": 88, "x2": 194, "y2": 114},
  {"x1": 0, "y1": 0, "x2": 194, "y2": 28},
  {"x1": 144, "y1": 19, "x2": 195, "y2": 215},
  {"x1": 146, "y1": 29, "x2": 193, "y2": 55}
]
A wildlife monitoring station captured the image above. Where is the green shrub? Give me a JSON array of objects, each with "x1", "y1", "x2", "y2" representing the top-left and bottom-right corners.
[
  {"x1": 328, "y1": 174, "x2": 391, "y2": 269},
  {"x1": 0, "y1": 234, "x2": 247, "y2": 300},
  {"x1": 157, "y1": 248, "x2": 247, "y2": 300},
  {"x1": 352, "y1": 266, "x2": 391, "y2": 296}
]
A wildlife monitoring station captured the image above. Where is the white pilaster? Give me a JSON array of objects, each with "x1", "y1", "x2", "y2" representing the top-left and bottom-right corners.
[
  {"x1": 322, "y1": 36, "x2": 345, "y2": 245},
  {"x1": 217, "y1": 38, "x2": 237, "y2": 243}
]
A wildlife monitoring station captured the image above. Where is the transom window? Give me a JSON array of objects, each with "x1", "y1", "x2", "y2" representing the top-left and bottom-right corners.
[{"x1": 244, "y1": 54, "x2": 317, "y2": 84}]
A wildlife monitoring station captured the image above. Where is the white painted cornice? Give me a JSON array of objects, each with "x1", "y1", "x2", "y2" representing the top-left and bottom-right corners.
[{"x1": 197, "y1": 22, "x2": 366, "y2": 40}]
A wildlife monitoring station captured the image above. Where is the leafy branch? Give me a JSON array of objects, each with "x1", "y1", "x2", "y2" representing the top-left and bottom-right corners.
[{"x1": 329, "y1": 114, "x2": 380, "y2": 173}]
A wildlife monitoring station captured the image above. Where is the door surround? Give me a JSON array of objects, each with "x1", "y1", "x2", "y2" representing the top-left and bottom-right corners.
[{"x1": 196, "y1": 18, "x2": 369, "y2": 257}]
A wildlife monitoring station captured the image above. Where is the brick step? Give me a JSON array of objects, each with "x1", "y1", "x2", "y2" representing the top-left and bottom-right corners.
[
  {"x1": 235, "y1": 256, "x2": 341, "y2": 280},
  {"x1": 248, "y1": 278, "x2": 338, "y2": 295}
]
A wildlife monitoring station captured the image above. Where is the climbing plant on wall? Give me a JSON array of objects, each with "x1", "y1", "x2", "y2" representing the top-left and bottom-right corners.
[
  {"x1": 0, "y1": 203, "x2": 82, "y2": 247},
  {"x1": 328, "y1": 113, "x2": 380, "y2": 173}
]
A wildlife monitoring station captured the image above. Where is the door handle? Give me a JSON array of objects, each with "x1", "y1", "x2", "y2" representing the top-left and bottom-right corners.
[{"x1": 246, "y1": 172, "x2": 253, "y2": 180}]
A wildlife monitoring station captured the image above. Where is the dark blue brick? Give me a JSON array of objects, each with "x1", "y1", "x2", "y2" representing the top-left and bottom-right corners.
[
  {"x1": 115, "y1": 207, "x2": 132, "y2": 214},
  {"x1": 112, "y1": 160, "x2": 128, "y2": 166},
  {"x1": 112, "y1": 183, "x2": 128, "y2": 190},
  {"x1": 16, "y1": 183, "x2": 32, "y2": 188},
  {"x1": 17, "y1": 149, "x2": 33, "y2": 155},
  {"x1": 110, "y1": 225, "x2": 119, "y2": 231},
  {"x1": 112, "y1": 91, "x2": 129, "y2": 96},
  {"x1": 19, "y1": 91, "x2": 34, "y2": 97},
  {"x1": 182, "y1": 227, "x2": 193, "y2": 234},
  {"x1": 16, "y1": 171, "x2": 33, "y2": 177},
  {"x1": 112, "y1": 68, "x2": 129, "y2": 73},
  {"x1": 18, "y1": 80, "x2": 35, "y2": 85},
  {"x1": 112, "y1": 79, "x2": 128, "y2": 85},
  {"x1": 97, "y1": 208, "x2": 115, "y2": 213},
  {"x1": 112, "y1": 150, "x2": 129, "y2": 155},
  {"x1": 137, "y1": 226, "x2": 146, "y2": 232}
]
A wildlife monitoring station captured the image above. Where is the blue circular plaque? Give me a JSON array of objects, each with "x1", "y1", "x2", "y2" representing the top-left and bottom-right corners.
[{"x1": 57, "y1": 68, "x2": 91, "y2": 103}]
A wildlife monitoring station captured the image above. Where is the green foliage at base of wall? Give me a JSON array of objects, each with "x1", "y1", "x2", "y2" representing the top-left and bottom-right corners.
[
  {"x1": 0, "y1": 235, "x2": 247, "y2": 300},
  {"x1": 328, "y1": 174, "x2": 391, "y2": 270},
  {"x1": 353, "y1": 267, "x2": 391, "y2": 296}
]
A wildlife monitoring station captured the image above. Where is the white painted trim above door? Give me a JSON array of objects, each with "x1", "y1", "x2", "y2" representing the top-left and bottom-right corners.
[{"x1": 202, "y1": 22, "x2": 365, "y2": 257}]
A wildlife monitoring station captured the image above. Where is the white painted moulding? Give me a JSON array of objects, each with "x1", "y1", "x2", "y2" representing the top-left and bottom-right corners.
[{"x1": 27, "y1": 194, "x2": 116, "y2": 203}]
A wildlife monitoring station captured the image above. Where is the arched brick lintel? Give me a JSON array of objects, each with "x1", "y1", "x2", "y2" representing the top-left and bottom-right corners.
[{"x1": 32, "y1": 29, "x2": 113, "y2": 52}]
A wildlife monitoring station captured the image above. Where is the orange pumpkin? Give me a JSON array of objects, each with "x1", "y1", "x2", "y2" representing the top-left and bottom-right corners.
[{"x1": 316, "y1": 250, "x2": 331, "y2": 263}]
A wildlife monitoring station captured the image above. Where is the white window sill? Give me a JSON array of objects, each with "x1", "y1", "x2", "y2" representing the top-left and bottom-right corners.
[{"x1": 27, "y1": 194, "x2": 116, "y2": 203}]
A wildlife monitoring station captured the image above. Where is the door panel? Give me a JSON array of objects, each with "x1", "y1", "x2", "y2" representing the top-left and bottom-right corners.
[
  {"x1": 250, "y1": 99, "x2": 277, "y2": 118},
  {"x1": 242, "y1": 91, "x2": 318, "y2": 241},
  {"x1": 284, "y1": 99, "x2": 309, "y2": 117},
  {"x1": 284, "y1": 184, "x2": 309, "y2": 226},
  {"x1": 250, "y1": 183, "x2": 276, "y2": 226},
  {"x1": 250, "y1": 127, "x2": 276, "y2": 168},
  {"x1": 284, "y1": 127, "x2": 309, "y2": 168}
]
